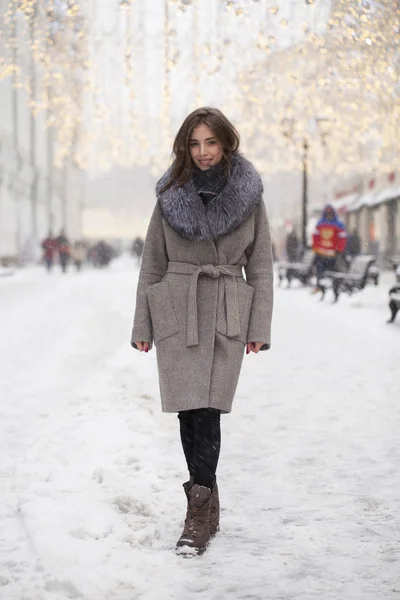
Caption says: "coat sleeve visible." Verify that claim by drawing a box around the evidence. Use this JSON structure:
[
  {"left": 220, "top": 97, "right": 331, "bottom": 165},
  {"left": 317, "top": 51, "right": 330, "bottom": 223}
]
[
  {"left": 131, "top": 203, "right": 168, "bottom": 349},
  {"left": 335, "top": 224, "right": 347, "bottom": 253},
  {"left": 312, "top": 225, "right": 320, "bottom": 252},
  {"left": 244, "top": 200, "right": 274, "bottom": 350}
]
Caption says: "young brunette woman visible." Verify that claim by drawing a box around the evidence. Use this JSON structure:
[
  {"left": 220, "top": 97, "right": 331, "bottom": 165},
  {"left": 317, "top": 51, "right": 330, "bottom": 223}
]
[{"left": 131, "top": 107, "right": 274, "bottom": 555}]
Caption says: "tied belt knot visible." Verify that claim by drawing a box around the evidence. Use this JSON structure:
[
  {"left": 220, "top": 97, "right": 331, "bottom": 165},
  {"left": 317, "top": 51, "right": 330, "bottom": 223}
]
[
  {"left": 166, "top": 261, "right": 243, "bottom": 347},
  {"left": 200, "top": 264, "right": 221, "bottom": 279}
]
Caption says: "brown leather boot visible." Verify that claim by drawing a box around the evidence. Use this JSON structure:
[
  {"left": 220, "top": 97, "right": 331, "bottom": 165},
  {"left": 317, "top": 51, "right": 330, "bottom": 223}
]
[
  {"left": 176, "top": 484, "right": 212, "bottom": 555},
  {"left": 181, "top": 477, "right": 193, "bottom": 531},
  {"left": 209, "top": 482, "right": 220, "bottom": 537}
]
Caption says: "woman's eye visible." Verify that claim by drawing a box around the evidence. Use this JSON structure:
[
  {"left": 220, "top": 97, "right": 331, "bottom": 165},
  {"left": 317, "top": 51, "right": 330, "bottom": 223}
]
[{"left": 189, "top": 141, "right": 198, "bottom": 147}]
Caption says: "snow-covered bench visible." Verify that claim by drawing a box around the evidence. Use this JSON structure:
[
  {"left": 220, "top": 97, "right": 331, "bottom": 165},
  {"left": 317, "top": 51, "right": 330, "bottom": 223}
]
[
  {"left": 318, "top": 255, "right": 377, "bottom": 302},
  {"left": 277, "top": 250, "right": 315, "bottom": 287},
  {"left": 388, "top": 286, "right": 400, "bottom": 323},
  {"left": 386, "top": 255, "right": 400, "bottom": 284},
  {"left": 366, "top": 263, "right": 379, "bottom": 286},
  {"left": 0, "top": 267, "right": 15, "bottom": 278}
]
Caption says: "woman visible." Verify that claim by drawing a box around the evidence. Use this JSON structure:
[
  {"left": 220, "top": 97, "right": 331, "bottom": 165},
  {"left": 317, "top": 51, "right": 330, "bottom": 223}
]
[{"left": 131, "top": 107, "right": 273, "bottom": 555}]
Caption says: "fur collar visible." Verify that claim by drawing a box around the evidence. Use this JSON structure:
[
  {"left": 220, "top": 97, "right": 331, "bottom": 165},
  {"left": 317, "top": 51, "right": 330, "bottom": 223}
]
[{"left": 156, "top": 153, "right": 263, "bottom": 240}]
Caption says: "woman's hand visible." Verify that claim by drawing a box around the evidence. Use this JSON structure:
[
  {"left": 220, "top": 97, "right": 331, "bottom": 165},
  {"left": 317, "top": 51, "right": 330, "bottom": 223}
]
[
  {"left": 135, "top": 341, "right": 150, "bottom": 353},
  {"left": 246, "top": 342, "right": 264, "bottom": 355}
]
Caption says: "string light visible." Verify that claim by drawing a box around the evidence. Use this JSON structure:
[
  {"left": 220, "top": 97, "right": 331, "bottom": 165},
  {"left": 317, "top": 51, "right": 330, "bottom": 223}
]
[{"left": 0, "top": 0, "right": 397, "bottom": 182}]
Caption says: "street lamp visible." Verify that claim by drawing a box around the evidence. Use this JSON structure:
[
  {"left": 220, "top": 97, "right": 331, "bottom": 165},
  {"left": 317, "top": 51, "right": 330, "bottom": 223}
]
[
  {"left": 8, "top": 158, "right": 26, "bottom": 262},
  {"left": 281, "top": 116, "right": 331, "bottom": 252},
  {"left": 0, "top": 136, "right": 4, "bottom": 261},
  {"left": 29, "top": 4, "right": 38, "bottom": 241}
]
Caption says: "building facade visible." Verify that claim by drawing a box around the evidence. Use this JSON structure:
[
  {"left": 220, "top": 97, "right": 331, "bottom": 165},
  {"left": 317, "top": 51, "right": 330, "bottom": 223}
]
[
  {"left": 332, "top": 173, "right": 400, "bottom": 263},
  {"left": 0, "top": 1, "right": 85, "bottom": 264}
]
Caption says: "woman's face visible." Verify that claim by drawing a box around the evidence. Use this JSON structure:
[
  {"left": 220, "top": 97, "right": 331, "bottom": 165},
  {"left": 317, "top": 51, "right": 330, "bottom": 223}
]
[{"left": 189, "top": 123, "right": 224, "bottom": 170}]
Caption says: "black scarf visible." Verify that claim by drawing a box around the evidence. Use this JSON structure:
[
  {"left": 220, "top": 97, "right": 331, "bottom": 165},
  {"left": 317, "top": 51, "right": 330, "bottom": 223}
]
[{"left": 192, "top": 162, "right": 227, "bottom": 207}]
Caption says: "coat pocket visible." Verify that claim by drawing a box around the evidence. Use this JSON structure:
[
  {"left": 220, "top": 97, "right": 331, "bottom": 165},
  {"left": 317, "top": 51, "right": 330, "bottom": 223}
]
[
  {"left": 216, "top": 280, "right": 254, "bottom": 344},
  {"left": 147, "top": 280, "right": 179, "bottom": 345}
]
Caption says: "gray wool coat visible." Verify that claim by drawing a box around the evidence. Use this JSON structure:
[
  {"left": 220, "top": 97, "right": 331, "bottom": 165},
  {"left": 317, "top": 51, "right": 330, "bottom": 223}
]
[{"left": 131, "top": 153, "right": 274, "bottom": 414}]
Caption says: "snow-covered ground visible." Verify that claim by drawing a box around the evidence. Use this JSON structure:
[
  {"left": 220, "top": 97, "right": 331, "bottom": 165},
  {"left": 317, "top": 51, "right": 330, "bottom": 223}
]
[{"left": 0, "top": 257, "right": 399, "bottom": 600}]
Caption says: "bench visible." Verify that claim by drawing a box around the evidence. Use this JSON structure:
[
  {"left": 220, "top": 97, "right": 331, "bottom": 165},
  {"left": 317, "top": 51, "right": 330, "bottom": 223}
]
[
  {"left": 277, "top": 250, "right": 315, "bottom": 287},
  {"left": 0, "top": 267, "right": 15, "bottom": 278},
  {"left": 388, "top": 286, "right": 400, "bottom": 323},
  {"left": 367, "top": 263, "right": 379, "bottom": 286},
  {"left": 318, "top": 255, "right": 377, "bottom": 302},
  {"left": 387, "top": 255, "right": 400, "bottom": 284}
]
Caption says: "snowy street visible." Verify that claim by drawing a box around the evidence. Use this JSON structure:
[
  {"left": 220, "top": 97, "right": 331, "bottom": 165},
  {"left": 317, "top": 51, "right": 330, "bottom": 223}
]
[{"left": 1, "top": 257, "right": 399, "bottom": 600}]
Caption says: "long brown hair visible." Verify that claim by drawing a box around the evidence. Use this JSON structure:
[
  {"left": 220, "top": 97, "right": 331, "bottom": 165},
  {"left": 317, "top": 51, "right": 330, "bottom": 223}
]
[{"left": 160, "top": 107, "right": 240, "bottom": 192}]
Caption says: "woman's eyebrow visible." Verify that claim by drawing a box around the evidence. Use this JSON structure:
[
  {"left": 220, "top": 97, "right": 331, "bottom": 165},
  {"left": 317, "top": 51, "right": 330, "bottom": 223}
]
[{"left": 190, "top": 136, "right": 216, "bottom": 141}]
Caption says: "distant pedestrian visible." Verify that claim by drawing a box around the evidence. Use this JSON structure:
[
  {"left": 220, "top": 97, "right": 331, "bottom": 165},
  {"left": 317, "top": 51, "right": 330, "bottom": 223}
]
[
  {"left": 92, "top": 240, "right": 114, "bottom": 268},
  {"left": 56, "top": 229, "right": 71, "bottom": 273},
  {"left": 312, "top": 205, "right": 347, "bottom": 288},
  {"left": 131, "top": 236, "right": 144, "bottom": 265},
  {"left": 346, "top": 228, "right": 362, "bottom": 260},
  {"left": 71, "top": 241, "right": 87, "bottom": 272},
  {"left": 286, "top": 229, "right": 299, "bottom": 262},
  {"left": 41, "top": 231, "right": 57, "bottom": 272},
  {"left": 131, "top": 107, "right": 274, "bottom": 556}
]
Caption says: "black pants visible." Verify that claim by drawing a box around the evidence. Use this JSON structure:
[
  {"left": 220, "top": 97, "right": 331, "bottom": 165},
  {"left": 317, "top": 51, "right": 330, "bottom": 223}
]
[
  {"left": 178, "top": 408, "right": 221, "bottom": 490},
  {"left": 59, "top": 255, "right": 69, "bottom": 273},
  {"left": 315, "top": 255, "right": 336, "bottom": 280}
]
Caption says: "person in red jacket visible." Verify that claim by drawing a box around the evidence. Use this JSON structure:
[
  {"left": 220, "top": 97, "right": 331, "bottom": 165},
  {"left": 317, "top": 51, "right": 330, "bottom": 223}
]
[
  {"left": 312, "top": 205, "right": 347, "bottom": 284},
  {"left": 41, "top": 231, "right": 57, "bottom": 272}
]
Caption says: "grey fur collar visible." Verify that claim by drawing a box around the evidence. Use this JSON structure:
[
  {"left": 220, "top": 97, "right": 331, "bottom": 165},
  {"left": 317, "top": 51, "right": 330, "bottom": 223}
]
[{"left": 156, "top": 153, "right": 263, "bottom": 240}]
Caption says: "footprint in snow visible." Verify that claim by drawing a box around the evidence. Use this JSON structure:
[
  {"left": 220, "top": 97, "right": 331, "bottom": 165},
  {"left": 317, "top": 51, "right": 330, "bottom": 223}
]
[
  {"left": 113, "top": 495, "right": 153, "bottom": 518},
  {"left": 45, "top": 579, "right": 82, "bottom": 599}
]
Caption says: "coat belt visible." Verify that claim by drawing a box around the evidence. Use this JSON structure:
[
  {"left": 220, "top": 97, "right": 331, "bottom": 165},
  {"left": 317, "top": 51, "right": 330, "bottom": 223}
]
[{"left": 166, "top": 261, "right": 243, "bottom": 347}]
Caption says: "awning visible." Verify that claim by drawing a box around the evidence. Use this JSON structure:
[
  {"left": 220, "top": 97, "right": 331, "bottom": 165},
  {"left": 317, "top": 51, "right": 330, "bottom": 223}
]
[
  {"left": 331, "top": 193, "right": 360, "bottom": 212},
  {"left": 349, "top": 186, "right": 400, "bottom": 211}
]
